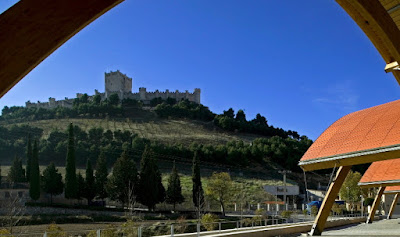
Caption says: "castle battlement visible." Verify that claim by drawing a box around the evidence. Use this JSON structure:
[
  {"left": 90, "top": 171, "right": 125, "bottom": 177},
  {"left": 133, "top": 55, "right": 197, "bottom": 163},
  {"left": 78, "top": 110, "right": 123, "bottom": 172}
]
[{"left": 25, "top": 71, "right": 201, "bottom": 109}]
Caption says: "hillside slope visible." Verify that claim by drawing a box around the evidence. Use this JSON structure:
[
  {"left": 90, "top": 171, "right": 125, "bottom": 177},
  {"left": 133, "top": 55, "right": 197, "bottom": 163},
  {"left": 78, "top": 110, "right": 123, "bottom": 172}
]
[{"left": 0, "top": 117, "right": 265, "bottom": 146}]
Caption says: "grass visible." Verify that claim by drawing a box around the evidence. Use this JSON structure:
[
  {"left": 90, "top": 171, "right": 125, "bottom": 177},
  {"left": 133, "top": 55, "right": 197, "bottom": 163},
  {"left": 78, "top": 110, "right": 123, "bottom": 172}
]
[{"left": 1, "top": 117, "right": 266, "bottom": 146}]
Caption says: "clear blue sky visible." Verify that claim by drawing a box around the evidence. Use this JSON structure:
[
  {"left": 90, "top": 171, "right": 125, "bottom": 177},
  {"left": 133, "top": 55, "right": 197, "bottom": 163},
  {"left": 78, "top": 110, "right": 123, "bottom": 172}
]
[{"left": 1, "top": 1, "right": 399, "bottom": 140}]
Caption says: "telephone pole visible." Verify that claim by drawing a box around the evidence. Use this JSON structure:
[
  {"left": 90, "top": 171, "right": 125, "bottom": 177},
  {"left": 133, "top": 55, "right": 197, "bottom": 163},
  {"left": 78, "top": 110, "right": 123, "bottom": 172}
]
[{"left": 279, "top": 170, "right": 292, "bottom": 206}]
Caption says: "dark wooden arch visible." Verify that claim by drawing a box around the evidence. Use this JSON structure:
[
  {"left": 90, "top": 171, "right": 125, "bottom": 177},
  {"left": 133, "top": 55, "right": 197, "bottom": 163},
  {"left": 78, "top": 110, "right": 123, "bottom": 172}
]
[{"left": 0, "top": 0, "right": 124, "bottom": 98}]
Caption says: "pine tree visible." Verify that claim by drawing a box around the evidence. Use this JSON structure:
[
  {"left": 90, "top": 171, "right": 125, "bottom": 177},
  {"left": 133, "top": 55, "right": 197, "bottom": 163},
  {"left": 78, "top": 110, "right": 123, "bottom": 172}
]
[
  {"left": 137, "top": 146, "right": 165, "bottom": 211},
  {"left": 8, "top": 156, "right": 25, "bottom": 183},
  {"left": 29, "top": 140, "right": 40, "bottom": 201},
  {"left": 42, "top": 163, "right": 63, "bottom": 204},
  {"left": 65, "top": 123, "right": 77, "bottom": 199},
  {"left": 26, "top": 134, "right": 32, "bottom": 182},
  {"left": 192, "top": 151, "right": 204, "bottom": 210},
  {"left": 84, "top": 159, "right": 96, "bottom": 204},
  {"left": 107, "top": 148, "right": 138, "bottom": 207},
  {"left": 166, "top": 161, "right": 184, "bottom": 211},
  {"left": 95, "top": 151, "right": 108, "bottom": 201}
]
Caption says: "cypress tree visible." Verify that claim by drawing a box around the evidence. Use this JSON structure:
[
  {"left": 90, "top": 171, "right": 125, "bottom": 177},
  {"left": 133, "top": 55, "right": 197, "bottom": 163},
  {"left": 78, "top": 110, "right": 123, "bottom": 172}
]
[
  {"left": 29, "top": 140, "right": 40, "bottom": 201},
  {"left": 65, "top": 123, "right": 77, "bottom": 199},
  {"left": 26, "top": 134, "right": 32, "bottom": 182},
  {"left": 84, "top": 159, "right": 96, "bottom": 204},
  {"left": 76, "top": 172, "right": 85, "bottom": 201},
  {"left": 95, "top": 151, "right": 108, "bottom": 201},
  {"left": 137, "top": 146, "right": 165, "bottom": 211},
  {"left": 166, "top": 161, "right": 184, "bottom": 211},
  {"left": 192, "top": 151, "right": 204, "bottom": 209}
]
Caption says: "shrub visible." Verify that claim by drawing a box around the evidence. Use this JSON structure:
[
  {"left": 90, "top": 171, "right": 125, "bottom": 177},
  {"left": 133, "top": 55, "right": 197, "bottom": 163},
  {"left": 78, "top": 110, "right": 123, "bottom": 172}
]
[
  {"left": 0, "top": 229, "right": 12, "bottom": 236},
  {"left": 121, "top": 220, "right": 138, "bottom": 237},
  {"left": 201, "top": 213, "right": 219, "bottom": 231},
  {"left": 281, "top": 210, "right": 293, "bottom": 219},
  {"left": 311, "top": 205, "right": 319, "bottom": 216},
  {"left": 253, "top": 208, "right": 266, "bottom": 223},
  {"left": 175, "top": 216, "right": 188, "bottom": 234},
  {"left": 332, "top": 203, "right": 344, "bottom": 215},
  {"left": 302, "top": 209, "right": 308, "bottom": 216},
  {"left": 46, "top": 223, "right": 66, "bottom": 237}
]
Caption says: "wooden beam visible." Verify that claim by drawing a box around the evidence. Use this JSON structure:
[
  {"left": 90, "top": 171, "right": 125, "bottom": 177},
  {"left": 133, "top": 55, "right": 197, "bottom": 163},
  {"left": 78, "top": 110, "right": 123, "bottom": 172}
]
[
  {"left": 336, "top": 0, "right": 400, "bottom": 85},
  {"left": 366, "top": 186, "right": 386, "bottom": 223},
  {"left": 387, "top": 193, "right": 399, "bottom": 219},
  {"left": 300, "top": 147, "right": 400, "bottom": 171},
  {"left": 0, "top": 0, "right": 124, "bottom": 98},
  {"left": 309, "top": 166, "right": 352, "bottom": 236}
]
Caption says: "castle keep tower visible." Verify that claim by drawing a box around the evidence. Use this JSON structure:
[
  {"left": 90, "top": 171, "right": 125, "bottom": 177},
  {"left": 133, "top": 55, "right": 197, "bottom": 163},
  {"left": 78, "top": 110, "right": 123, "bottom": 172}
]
[
  {"left": 25, "top": 70, "right": 201, "bottom": 109},
  {"left": 105, "top": 70, "right": 132, "bottom": 98}
]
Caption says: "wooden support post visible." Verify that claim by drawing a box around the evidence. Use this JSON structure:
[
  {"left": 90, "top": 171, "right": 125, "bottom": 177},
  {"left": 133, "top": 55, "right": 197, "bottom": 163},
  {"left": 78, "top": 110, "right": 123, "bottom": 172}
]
[
  {"left": 387, "top": 193, "right": 399, "bottom": 219},
  {"left": 309, "top": 166, "right": 352, "bottom": 236},
  {"left": 367, "top": 186, "right": 385, "bottom": 223}
]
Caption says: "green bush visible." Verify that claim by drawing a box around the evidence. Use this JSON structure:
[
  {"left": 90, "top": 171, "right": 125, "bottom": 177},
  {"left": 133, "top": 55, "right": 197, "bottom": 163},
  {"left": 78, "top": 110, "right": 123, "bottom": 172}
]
[
  {"left": 281, "top": 210, "right": 293, "bottom": 219},
  {"left": 311, "top": 206, "right": 319, "bottom": 216},
  {"left": 201, "top": 213, "right": 219, "bottom": 231},
  {"left": 46, "top": 223, "right": 66, "bottom": 237}
]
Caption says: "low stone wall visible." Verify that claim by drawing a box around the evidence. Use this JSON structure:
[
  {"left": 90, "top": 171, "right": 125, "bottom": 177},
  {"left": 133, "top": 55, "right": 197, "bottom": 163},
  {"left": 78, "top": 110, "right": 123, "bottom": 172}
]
[{"left": 22, "top": 206, "right": 124, "bottom": 216}]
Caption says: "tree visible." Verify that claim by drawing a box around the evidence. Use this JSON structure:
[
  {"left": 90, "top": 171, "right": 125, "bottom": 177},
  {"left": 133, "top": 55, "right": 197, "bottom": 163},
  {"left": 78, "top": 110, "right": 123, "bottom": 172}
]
[
  {"left": 76, "top": 173, "right": 85, "bottom": 201},
  {"left": 235, "top": 109, "right": 246, "bottom": 122},
  {"left": 95, "top": 151, "right": 108, "bottom": 201},
  {"left": 29, "top": 140, "right": 40, "bottom": 201},
  {"left": 84, "top": 159, "right": 96, "bottom": 204},
  {"left": 8, "top": 156, "right": 25, "bottom": 183},
  {"left": 137, "top": 146, "right": 165, "bottom": 211},
  {"left": 205, "top": 172, "right": 233, "bottom": 216},
  {"left": 166, "top": 161, "right": 184, "bottom": 211},
  {"left": 107, "top": 148, "right": 138, "bottom": 207},
  {"left": 223, "top": 108, "right": 235, "bottom": 119},
  {"left": 108, "top": 93, "right": 120, "bottom": 106},
  {"left": 192, "top": 151, "right": 204, "bottom": 215},
  {"left": 26, "top": 134, "right": 32, "bottom": 182},
  {"left": 42, "top": 163, "right": 64, "bottom": 204},
  {"left": 65, "top": 123, "right": 77, "bottom": 199},
  {"left": 339, "top": 170, "right": 362, "bottom": 212},
  {"left": 92, "top": 94, "right": 101, "bottom": 105}
]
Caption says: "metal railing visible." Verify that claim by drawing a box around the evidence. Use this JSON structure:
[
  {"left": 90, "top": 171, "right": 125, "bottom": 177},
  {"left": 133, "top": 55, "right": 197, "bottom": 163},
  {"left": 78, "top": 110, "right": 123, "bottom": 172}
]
[{"left": 0, "top": 214, "right": 369, "bottom": 236}]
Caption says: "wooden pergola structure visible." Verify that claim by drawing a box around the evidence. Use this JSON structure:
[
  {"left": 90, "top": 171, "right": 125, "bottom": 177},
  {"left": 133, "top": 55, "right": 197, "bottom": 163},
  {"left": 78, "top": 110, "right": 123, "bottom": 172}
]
[
  {"left": 0, "top": 0, "right": 124, "bottom": 98},
  {"left": 383, "top": 186, "right": 400, "bottom": 219},
  {"left": 358, "top": 159, "right": 400, "bottom": 223},
  {"left": 298, "top": 0, "right": 400, "bottom": 235},
  {"left": 299, "top": 100, "right": 400, "bottom": 235}
]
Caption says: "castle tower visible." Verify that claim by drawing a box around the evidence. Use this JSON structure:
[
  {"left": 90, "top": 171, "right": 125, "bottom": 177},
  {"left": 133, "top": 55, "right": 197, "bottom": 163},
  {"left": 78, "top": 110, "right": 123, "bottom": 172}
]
[
  {"left": 194, "top": 88, "right": 201, "bottom": 104},
  {"left": 105, "top": 70, "right": 132, "bottom": 99}
]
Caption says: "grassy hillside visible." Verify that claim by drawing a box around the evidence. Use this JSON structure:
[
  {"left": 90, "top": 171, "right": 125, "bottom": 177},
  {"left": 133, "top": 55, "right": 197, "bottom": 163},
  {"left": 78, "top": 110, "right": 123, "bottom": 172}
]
[{"left": 0, "top": 117, "right": 265, "bottom": 146}]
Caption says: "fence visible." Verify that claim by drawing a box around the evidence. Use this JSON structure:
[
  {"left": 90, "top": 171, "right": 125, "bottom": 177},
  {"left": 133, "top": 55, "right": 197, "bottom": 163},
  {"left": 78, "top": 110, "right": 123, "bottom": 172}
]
[{"left": 0, "top": 213, "right": 369, "bottom": 237}]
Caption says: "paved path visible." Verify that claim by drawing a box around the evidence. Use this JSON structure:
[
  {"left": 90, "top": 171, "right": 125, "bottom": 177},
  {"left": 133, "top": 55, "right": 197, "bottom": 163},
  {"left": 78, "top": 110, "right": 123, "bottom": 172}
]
[{"left": 320, "top": 218, "right": 400, "bottom": 236}]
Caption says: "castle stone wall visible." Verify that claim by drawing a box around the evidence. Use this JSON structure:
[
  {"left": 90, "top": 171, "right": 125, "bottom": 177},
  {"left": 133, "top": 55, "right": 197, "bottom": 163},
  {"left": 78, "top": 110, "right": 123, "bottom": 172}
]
[{"left": 25, "top": 71, "right": 200, "bottom": 109}]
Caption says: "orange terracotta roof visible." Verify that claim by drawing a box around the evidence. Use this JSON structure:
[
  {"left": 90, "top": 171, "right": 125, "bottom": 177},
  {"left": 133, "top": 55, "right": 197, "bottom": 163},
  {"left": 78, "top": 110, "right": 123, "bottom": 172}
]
[
  {"left": 384, "top": 185, "right": 400, "bottom": 194},
  {"left": 359, "top": 158, "right": 400, "bottom": 188},
  {"left": 299, "top": 99, "right": 400, "bottom": 171}
]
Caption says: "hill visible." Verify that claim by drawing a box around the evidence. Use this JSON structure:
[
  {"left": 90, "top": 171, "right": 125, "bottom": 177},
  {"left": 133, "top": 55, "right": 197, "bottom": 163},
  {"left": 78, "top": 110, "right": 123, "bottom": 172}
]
[
  {"left": 0, "top": 117, "right": 263, "bottom": 146},
  {"left": 0, "top": 98, "right": 314, "bottom": 183}
]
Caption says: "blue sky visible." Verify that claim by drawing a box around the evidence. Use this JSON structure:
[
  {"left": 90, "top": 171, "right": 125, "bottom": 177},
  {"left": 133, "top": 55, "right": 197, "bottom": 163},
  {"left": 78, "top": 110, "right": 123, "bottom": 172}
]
[{"left": 1, "top": 0, "right": 399, "bottom": 140}]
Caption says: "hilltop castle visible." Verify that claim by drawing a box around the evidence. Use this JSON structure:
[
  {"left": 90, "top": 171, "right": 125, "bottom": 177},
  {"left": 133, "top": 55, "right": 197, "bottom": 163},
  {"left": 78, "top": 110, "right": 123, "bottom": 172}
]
[{"left": 25, "top": 70, "right": 201, "bottom": 109}]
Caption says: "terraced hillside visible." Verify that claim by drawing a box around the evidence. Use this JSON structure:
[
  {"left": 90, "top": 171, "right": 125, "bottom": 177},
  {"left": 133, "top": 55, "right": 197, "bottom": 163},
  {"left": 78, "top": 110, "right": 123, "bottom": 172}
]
[{"left": 0, "top": 117, "right": 264, "bottom": 146}]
